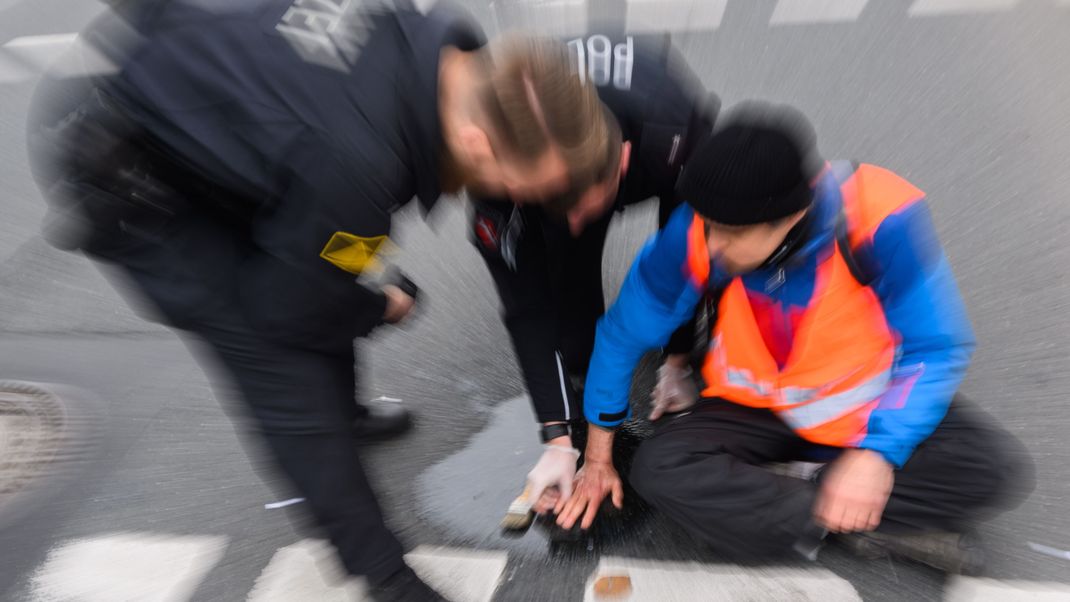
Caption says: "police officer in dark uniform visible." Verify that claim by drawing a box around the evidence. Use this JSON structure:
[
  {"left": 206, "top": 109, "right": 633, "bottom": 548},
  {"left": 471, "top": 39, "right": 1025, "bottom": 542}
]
[
  {"left": 28, "top": 1, "right": 612, "bottom": 599},
  {"left": 469, "top": 32, "right": 720, "bottom": 514}
]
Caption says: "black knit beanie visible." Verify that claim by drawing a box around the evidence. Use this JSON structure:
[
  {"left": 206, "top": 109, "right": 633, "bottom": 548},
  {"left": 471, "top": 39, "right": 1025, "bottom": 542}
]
[{"left": 679, "top": 102, "right": 820, "bottom": 225}]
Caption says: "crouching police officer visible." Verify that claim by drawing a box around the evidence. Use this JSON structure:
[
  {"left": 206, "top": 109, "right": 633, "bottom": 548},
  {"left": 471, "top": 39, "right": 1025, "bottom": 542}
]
[
  {"left": 470, "top": 32, "right": 720, "bottom": 516},
  {"left": 28, "top": 1, "right": 611, "bottom": 598}
]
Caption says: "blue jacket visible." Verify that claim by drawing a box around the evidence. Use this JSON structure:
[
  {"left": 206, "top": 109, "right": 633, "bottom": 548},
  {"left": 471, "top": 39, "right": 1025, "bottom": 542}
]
[{"left": 583, "top": 166, "right": 975, "bottom": 467}]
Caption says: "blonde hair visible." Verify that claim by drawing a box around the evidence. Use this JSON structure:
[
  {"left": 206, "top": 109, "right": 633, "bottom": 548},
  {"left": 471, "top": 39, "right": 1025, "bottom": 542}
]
[{"left": 480, "top": 35, "right": 612, "bottom": 195}]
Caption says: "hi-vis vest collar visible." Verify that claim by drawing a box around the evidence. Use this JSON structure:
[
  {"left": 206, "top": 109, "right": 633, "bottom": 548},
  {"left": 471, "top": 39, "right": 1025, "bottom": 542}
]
[{"left": 689, "top": 162, "right": 925, "bottom": 447}]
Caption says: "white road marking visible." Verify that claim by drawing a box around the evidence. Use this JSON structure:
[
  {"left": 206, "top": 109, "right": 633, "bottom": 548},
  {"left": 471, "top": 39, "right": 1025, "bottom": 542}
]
[
  {"left": 944, "top": 577, "right": 1070, "bottom": 601},
  {"left": 0, "top": 32, "right": 118, "bottom": 84},
  {"left": 30, "top": 532, "right": 227, "bottom": 602},
  {"left": 263, "top": 497, "right": 305, "bottom": 509},
  {"left": 1028, "top": 541, "right": 1070, "bottom": 560},
  {"left": 407, "top": 546, "right": 509, "bottom": 602},
  {"left": 22, "top": 531, "right": 1070, "bottom": 601},
  {"left": 625, "top": 0, "right": 728, "bottom": 33},
  {"left": 247, "top": 539, "right": 362, "bottom": 602},
  {"left": 2, "top": 33, "right": 79, "bottom": 69},
  {"left": 584, "top": 556, "right": 862, "bottom": 602},
  {"left": 491, "top": 0, "right": 588, "bottom": 37},
  {"left": 770, "top": 0, "right": 870, "bottom": 25},
  {"left": 908, "top": 0, "right": 1020, "bottom": 17},
  {"left": 248, "top": 540, "right": 508, "bottom": 602}
]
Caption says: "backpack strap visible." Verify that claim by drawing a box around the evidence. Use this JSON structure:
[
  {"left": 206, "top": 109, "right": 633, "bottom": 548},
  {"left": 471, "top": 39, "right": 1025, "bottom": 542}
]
[{"left": 830, "top": 160, "right": 874, "bottom": 287}]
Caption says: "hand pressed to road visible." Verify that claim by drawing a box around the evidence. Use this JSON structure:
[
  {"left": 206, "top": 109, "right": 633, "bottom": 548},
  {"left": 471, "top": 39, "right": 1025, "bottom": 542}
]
[
  {"left": 557, "top": 424, "right": 623, "bottom": 529},
  {"left": 556, "top": 460, "right": 623, "bottom": 529},
  {"left": 814, "top": 448, "right": 894, "bottom": 533}
]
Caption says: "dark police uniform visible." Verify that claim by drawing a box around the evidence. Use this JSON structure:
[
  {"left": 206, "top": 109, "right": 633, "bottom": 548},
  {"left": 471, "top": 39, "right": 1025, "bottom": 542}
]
[
  {"left": 28, "top": 0, "right": 482, "bottom": 587},
  {"left": 470, "top": 33, "right": 719, "bottom": 427}
]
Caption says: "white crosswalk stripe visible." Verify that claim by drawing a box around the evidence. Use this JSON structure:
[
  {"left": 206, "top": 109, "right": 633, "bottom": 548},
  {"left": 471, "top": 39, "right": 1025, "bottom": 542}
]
[
  {"left": 30, "top": 532, "right": 228, "bottom": 602},
  {"left": 406, "top": 546, "right": 509, "bottom": 602},
  {"left": 492, "top": 0, "right": 588, "bottom": 37},
  {"left": 624, "top": 0, "right": 729, "bottom": 33},
  {"left": 246, "top": 539, "right": 361, "bottom": 602},
  {"left": 24, "top": 532, "right": 1070, "bottom": 601},
  {"left": 584, "top": 556, "right": 862, "bottom": 602},
  {"left": 908, "top": 0, "right": 1021, "bottom": 16},
  {"left": 770, "top": 0, "right": 870, "bottom": 25},
  {"left": 0, "top": 0, "right": 1057, "bottom": 86},
  {"left": 944, "top": 576, "right": 1070, "bottom": 601},
  {"left": 248, "top": 539, "right": 508, "bottom": 602},
  {"left": 0, "top": 32, "right": 118, "bottom": 84}
]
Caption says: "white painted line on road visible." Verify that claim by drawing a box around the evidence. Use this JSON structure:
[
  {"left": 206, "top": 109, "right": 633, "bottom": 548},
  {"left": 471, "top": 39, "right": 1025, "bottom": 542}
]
[
  {"left": 247, "top": 539, "right": 362, "bottom": 602},
  {"left": 944, "top": 577, "right": 1070, "bottom": 601},
  {"left": 625, "top": 0, "right": 728, "bottom": 33},
  {"left": 248, "top": 540, "right": 508, "bottom": 602},
  {"left": 0, "top": 32, "right": 118, "bottom": 84},
  {"left": 30, "top": 532, "right": 227, "bottom": 602},
  {"left": 263, "top": 497, "right": 305, "bottom": 509},
  {"left": 584, "top": 557, "right": 862, "bottom": 602},
  {"left": 491, "top": 0, "right": 588, "bottom": 37},
  {"left": 407, "top": 545, "right": 509, "bottom": 602},
  {"left": 770, "top": 0, "right": 870, "bottom": 25},
  {"left": 4, "top": 33, "right": 80, "bottom": 49},
  {"left": 2, "top": 33, "right": 79, "bottom": 70},
  {"left": 908, "top": 0, "right": 1020, "bottom": 17},
  {"left": 1028, "top": 541, "right": 1070, "bottom": 560}
]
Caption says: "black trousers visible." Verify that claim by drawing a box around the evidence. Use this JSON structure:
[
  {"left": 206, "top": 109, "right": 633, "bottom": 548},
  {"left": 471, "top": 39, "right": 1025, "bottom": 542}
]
[
  {"left": 28, "top": 79, "right": 404, "bottom": 584},
  {"left": 629, "top": 397, "right": 1034, "bottom": 558}
]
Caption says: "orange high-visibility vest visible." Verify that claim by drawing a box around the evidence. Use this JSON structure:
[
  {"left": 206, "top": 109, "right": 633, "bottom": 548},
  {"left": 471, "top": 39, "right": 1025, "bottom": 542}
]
[{"left": 690, "top": 164, "right": 925, "bottom": 447}]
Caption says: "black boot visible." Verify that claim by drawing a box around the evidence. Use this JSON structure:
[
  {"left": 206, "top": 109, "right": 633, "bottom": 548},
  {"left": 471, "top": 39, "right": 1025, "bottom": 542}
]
[
  {"left": 353, "top": 397, "right": 413, "bottom": 443},
  {"left": 369, "top": 565, "right": 450, "bottom": 602},
  {"left": 835, "top": 530, "right": 986, "bottom": 575}
]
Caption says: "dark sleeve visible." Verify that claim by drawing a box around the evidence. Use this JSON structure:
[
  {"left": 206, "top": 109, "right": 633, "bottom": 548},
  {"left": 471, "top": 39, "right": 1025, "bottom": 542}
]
[
  {"left": 237, "top": 144, "right": 391, "bottom": 354},
  {"left": 629, "top": 39, "right": 720, "bottom": 205},
  {"left": 470, "top": 200, "right": 581, "bottom": 424}
]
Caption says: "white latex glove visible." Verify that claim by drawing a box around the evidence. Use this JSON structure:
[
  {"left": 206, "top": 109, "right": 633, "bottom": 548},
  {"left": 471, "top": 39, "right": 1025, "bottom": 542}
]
[
  {"left": 649, "top": 363, "right": 698, "bottom": 421},
  {"left": 526, "top": 444, "right": 581, "bottom": 514}
]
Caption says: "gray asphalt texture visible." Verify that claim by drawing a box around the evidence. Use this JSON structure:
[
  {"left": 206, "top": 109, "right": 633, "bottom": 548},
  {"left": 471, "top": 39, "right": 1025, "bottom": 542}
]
[{"left": 1, "top": 1, "right": 1069, "bottom": 601}]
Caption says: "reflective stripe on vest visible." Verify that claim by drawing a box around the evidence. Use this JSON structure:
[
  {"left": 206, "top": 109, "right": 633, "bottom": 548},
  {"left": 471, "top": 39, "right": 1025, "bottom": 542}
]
[
  {"left": 777, "top": 368, "right": 891, "bottom": 431},
  {"left": 692, "top": 162, "right": 922, "bottom": 447}
]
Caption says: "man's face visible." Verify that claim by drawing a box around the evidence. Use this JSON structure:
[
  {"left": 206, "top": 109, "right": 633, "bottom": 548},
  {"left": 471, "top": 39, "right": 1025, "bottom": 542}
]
[
  {"left": 564, "top": 141, "right": 631, "bottom": 236},
  {"left": 469, "top": 143, "right": 571, "bottom": 202},
  {"left": 705, "top": 211, "right": 805, "bottom": 275}
]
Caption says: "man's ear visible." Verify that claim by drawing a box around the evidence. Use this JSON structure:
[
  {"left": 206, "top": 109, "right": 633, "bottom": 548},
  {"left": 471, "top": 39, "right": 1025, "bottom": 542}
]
[
  {"left": 457, "top": 125, "right": 495, "bottom": 170},
  {"left": 619, "top": 141, "right": 632, "bottom": 179}
]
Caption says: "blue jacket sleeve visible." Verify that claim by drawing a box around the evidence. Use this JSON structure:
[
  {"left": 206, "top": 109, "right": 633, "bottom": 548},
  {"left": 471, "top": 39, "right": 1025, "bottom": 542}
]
[
  {"left": 857, "top": 200, "right": 976, "bottom": 467},
  {"left": 583, "top": 205, "right": 706, "bottom": 427}
]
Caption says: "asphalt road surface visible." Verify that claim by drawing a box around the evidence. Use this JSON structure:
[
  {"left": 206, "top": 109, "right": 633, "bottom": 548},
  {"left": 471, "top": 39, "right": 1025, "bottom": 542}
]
[{"left": 1, "top": 1, "right": 1069, "bottom": 601}]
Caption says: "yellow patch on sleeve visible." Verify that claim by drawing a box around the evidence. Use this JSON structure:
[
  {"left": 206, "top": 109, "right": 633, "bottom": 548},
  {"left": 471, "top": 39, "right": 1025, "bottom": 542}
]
[{"left": 319, "top": 231, "right": 391, "bottom": 275}]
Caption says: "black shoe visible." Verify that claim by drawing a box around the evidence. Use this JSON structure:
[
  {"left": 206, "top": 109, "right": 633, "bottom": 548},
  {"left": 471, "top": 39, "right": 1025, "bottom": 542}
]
[
  {"left": 353, "top": 397, "right": 413, "bottom": 443},
  {"left": 835, "top": 530, "right": 986, "bottom": 575},
  {"left": 369, "top": 565, "right": 449, "bottom": 602}
]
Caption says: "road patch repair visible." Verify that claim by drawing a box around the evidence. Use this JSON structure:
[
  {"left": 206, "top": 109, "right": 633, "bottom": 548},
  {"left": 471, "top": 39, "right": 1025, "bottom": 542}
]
[{"left": 0, "top": 381, "right": 96, "bottom": 527}]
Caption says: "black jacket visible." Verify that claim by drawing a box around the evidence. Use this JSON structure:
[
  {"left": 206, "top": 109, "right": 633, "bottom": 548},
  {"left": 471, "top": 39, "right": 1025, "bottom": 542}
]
[
  {"left": 471, "top": 32, "right": 718, "bottom": 423},
  {"left": 98, "top": 0, "right": 484, "bottom": 351}
]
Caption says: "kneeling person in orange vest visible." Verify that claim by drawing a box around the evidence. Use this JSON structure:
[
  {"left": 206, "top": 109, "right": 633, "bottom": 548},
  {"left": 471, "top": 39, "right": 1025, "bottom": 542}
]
[{"left": 556, "top": 101, "right": 1033, "bottom": 572}]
